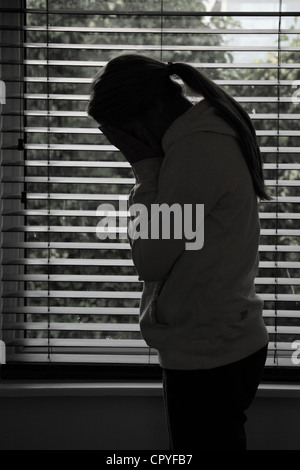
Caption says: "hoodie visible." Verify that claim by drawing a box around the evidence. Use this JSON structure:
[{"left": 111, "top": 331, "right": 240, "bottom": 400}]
[{"left": 128, "top": 99, "right": 269, "bottom": 370}]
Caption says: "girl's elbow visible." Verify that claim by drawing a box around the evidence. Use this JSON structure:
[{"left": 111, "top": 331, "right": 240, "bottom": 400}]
[
  {"left": 131, "top": 242, "right": 172, "bottom": 282},
  {"left": 132, "top": 252, "right": 168, "bottom": 282},
  {"left": 134, "top": 264, "right": 167, "bottom": 283}
]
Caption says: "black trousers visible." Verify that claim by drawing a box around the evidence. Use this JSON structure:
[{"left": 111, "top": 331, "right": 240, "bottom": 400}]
[{"left": 163, "top": 344, "right": 268, "bottom": 451}]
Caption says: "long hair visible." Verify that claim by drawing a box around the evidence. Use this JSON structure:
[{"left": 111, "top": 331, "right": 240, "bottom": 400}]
[{"left": 87, "top": 54, "right": 270, "bottom": 201}]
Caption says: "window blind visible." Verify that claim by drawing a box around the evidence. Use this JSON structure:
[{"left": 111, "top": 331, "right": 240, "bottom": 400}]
[{"left": 0, "top": 0, "right": 300, "bottom": 368}]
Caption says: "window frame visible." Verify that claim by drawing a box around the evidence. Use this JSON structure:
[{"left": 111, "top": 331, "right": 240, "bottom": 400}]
[
  {"left": 1, "top": 1, "right": 300, "bottom": 381},
  {"left": 1, "top": 0, "right": 26, "bottom": 371}
]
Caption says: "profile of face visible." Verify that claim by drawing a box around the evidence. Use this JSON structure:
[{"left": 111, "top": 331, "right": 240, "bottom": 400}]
[
  {"left": 104, "top": 96, "right": 192, "bottom": 144},
  {"left": 98, "top": 100, "right": 166, "bottom": 143}
]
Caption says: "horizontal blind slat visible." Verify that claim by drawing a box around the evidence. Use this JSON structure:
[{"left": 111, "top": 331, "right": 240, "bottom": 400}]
[
  {"left": 19, "top": 94, "right": 300, "bottom": 104},
  {"left": 5, "top": 110, "right": 298, "bottom": 119},
  {"left": 1, "top": 242, "right": 131, "bottom": 250},
  {"left": 3, "top": 210, "right": 130, "bottom": 217},
  {"left": 2, "top": 160, "right": 130, "bottom": 168},
  {"left": 18, "top": 59, "right": 300, "bottom": 69},
  {"left": 3, "top": 291, "right": 300, "bottom": 302},
  {"left": 5, "top": 194, "right": 300, "bottom": 203},
  {"left": 4, "top": 322, "right": 141, "bottom": 332},
  {"left": 3, "top": 258, "right": 134, "bottom": 266},
  {"left": 2, "top": 8, "right": 299, "bottom": 16},
  {"left": 2, "top": 193, "right": 130, "bottom": 201},
  {"left": 3, "top": 227, "right": 300, "bottom": 237},
  {"left": 14, "top": 78, "right": 299, "bottom": 85},
  {"left": 2, "top": 129, "right": 299, "bottom": 137},
  {"left": 7, "top": 338, "right": 147, "bottom": 348},
  {"left": 2, "top": 260, "right": 300, "bottom": 268},
  {"left": 5, "top": 354, "right": 158, "bottom": 365},
  {"left": 2, "top": 290, "right": 142, "bottom": 299},
  {"left": 2, "top": 307, "right": 139, "bottom": 315},
  {"left": 4, "top": 307, "right": 299, "bottom": 317},
  {"left": 5, "top": 210, "right": 300, "bottom": 219},
  {"left": 3, "top": 275, "right": 299, "bottom": 284},
  {"left": 8, "top": 43, "right": 297, "bottom": 52},
  {"left": 2, "top": 243, "right": 300, "bottom": 252},
  {"left": 2, "top": 176, "right": 134, "bottom": 184},
  {"left": 5, "top": 323, "right": 300, "bottom": 336},
  {"left": 2, "top": 274, "right": 139, "bottom": 282},
  {"left": 4, "top": 227, "right": 300, "bottom": 236}
]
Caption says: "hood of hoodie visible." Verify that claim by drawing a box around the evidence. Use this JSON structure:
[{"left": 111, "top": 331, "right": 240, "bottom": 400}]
[{"left": 162, "top": 99, "right": 239, "bottom": 155}]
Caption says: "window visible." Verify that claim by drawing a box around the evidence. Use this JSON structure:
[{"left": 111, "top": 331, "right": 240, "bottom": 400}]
[{"left": 0, "top": 0, "right": 300, "bottom": 372}]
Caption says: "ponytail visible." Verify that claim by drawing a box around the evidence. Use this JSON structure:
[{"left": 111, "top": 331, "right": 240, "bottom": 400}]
[{"left": 170, "top": 62, "right": 270, "bottom": 201}]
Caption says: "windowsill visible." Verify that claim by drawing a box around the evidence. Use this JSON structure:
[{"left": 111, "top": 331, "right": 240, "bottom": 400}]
[
  {"left": 0, "top": 381, "right": 300, "bottom": 398},
  {"left": 0, "top": 380, "right": 163, "bottom": 397}
]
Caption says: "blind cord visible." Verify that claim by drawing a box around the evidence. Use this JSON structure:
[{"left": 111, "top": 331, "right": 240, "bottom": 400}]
[
  {"left": 160, "top": 0, "right": 164, "bottom": 62},
  {"left": 46, "top": 0, "right": 51, "bottom": 363},
  {"left": 274, "top": 0, "right": 283, "bottom": 366},
  {"left": 20, "top": 3, "right": 27, "bottom": 351},
  {"left": 20, "top": 6, "right": 26, "bottom": 203}
]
